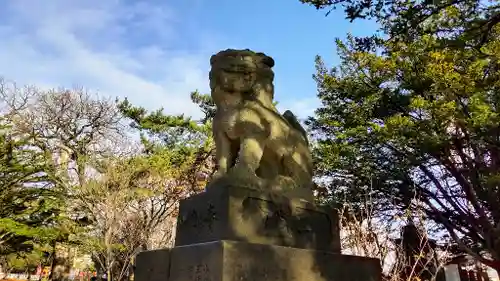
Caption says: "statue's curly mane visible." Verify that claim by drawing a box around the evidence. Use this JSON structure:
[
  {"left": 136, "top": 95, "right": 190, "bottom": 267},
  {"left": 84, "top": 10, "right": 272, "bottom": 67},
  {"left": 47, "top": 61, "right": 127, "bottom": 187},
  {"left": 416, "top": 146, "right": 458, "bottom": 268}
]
[
  {"left": 208, "top": 49, "right": 314, "bottom": 200},
  {"left": 209, "top": 49, "right": 276, "bottom": 108}
]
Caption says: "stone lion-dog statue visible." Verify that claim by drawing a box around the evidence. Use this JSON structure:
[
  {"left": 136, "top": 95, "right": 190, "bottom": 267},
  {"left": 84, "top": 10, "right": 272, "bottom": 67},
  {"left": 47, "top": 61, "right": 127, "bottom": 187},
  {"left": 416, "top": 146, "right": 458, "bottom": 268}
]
[{"left": 208, "top": 49, "right": 314, "bottom": 201}]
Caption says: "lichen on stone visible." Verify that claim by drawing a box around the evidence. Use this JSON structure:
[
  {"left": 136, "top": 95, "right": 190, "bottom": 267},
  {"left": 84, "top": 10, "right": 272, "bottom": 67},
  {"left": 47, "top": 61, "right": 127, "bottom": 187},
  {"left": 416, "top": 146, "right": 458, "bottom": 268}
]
[{"left": 208, "top": 49, "right": 314, "bottom": 200}]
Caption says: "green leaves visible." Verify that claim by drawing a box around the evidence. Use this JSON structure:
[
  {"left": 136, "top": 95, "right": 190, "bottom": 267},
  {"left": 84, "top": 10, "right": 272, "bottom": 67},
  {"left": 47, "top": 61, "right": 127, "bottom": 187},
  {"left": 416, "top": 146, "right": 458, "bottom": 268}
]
[
  {"left": 118, "top": 91, "right": 214, "bottom": 153},
  {"left": 304, "top": 0, "right": 500, "bottom": 266},
  {"left": 0, "top": 82, "right": 216, "bottom": 276},
  {"left": 0, "top": 120, "right": 63, "bottom": 256},
  {"left": 302, "top": 0, "right": 498, "bottom": 44},
  {"left": 118, "top": 92, "right": 215, "bottom": 189}
]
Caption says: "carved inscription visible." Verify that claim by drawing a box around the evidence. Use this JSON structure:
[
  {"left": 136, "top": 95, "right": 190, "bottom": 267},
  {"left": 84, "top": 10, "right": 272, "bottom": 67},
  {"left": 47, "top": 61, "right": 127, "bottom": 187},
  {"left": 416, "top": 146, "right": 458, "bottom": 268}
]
[
  {"left": 241, "top": 197, "right": 293, "bottom": 239},
  {"left": 179, "top": 203, "right": 217, "bottom": 232},
  {"left": 187, "top": 264, "right": 211, "bottom": 281},
  {"left": 295, "top": 206, "right": 332, "bottom": 234},
  {"left": 233, "top": 262, "right": 289, "bottom": 281},
  {"left": 240, "top": 197, "right": 334, "bottom": 249}
]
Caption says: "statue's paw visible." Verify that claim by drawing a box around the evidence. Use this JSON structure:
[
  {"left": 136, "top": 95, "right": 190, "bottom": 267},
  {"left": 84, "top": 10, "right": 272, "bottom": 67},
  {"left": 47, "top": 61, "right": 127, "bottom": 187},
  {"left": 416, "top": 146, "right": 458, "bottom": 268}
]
[
  {"left": 269, "top": 175, "right": 298, "bottom": 190},
  {"left": 228, "top": 165, "right": 251, "bottom": 178},
  {"left": 227, "top": 165, "right": 265, "bottom": 188}
]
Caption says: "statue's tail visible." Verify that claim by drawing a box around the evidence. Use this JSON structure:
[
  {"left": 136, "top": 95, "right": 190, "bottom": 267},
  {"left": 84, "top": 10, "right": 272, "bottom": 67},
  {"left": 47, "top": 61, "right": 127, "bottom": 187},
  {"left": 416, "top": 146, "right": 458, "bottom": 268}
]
[{"left": 282, "top": 110, "right": 309, "bottom": 145}]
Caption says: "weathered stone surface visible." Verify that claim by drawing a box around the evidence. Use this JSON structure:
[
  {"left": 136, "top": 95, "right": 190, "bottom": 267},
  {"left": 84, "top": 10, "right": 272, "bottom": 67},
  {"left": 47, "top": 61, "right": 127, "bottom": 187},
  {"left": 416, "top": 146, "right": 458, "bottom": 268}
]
[
  {"left": 169, "top": 240, "right": 382, "bottom": 281},
  {"left": 168, "top": 243, "right": 222, "bottom": 281},
  {"left": 209, "top": 49, "right": 314, "bottom": 199},
  {"left": 133, "top": 48, "right": 382, "bottom": 281},
  {"left": 134, "top": 249, "right": 171, "bottom": 281},
  {"left": 175, "top": 185, "right": 340, "bottom": 253}
]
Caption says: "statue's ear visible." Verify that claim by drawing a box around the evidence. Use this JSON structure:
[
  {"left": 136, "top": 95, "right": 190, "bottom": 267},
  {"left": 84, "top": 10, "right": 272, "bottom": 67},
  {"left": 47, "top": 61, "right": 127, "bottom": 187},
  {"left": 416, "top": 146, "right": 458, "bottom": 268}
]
[
  {"left": 210, "top": 54, "right": 218, "bottom": 66},
  {"left": 256, "top": 52, "right": 274, "bottom": 68}
]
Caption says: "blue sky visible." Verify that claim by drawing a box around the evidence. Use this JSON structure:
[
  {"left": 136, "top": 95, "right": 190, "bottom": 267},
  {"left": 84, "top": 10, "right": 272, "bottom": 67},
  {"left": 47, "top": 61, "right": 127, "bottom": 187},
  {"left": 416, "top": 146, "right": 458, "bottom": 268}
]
[{"left": 0, "top": 0, "right": 378, "bottom": 119}]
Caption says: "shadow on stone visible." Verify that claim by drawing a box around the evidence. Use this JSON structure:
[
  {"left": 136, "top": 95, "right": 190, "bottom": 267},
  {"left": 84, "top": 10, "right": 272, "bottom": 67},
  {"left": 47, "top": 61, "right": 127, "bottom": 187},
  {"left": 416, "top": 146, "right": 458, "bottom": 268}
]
[
  {"left": 168, "top": 240, "right": 380, "bottom": 281},
  {"left": 174, "top": 184, "right": 340, "bottom": 252},
  {"left": 134, "top": 48, "right": 383, "bottom": 281},
  {"left": 135, "top": 181, "right": 382, "bottom": 281}
]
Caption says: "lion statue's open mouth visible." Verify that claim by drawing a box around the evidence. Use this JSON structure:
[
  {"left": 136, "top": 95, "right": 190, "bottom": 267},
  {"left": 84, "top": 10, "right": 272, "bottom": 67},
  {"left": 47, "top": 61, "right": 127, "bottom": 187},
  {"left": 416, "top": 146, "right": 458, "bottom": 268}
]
[{"left": 207, "top": 49, "right": 314, "bottom": 201}]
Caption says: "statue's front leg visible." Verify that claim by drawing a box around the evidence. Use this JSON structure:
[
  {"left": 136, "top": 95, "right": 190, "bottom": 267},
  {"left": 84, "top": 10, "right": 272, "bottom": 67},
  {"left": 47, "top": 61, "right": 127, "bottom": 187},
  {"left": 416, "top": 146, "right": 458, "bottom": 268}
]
[
  {"left": 213, "top": 130, "right": 232, "bottom": 179},
  {"left": 230, "top": 137, "right": 264, "bottom": 183}
]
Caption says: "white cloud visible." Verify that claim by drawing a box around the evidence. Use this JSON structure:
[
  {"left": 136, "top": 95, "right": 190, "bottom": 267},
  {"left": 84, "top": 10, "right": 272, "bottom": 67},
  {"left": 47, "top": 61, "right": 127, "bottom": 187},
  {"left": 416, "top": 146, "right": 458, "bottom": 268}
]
[
  {"left": 0, "top": 0, "right": 217, "bottom": 118},
  {"left": 0, "top": 0, "right": 321, "bottom": 121}
]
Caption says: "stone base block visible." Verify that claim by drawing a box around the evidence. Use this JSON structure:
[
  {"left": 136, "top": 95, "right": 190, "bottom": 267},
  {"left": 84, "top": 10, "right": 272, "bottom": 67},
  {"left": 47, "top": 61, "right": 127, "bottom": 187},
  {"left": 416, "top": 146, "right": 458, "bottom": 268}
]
[
  {"left": 175, "top": 185, "right": 340, "bottom": 252},
  {"left": 134, "top": 249, "right": 171, "bottom": 281},
  {"left": 136, "top": 240, "right": 382, "bottom": 281}
]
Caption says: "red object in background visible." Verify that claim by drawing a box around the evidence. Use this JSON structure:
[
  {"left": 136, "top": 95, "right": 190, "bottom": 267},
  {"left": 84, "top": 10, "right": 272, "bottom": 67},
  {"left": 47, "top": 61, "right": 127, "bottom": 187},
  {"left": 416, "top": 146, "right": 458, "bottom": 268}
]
[
  {"left": 36, "top": 265, "right": 42, "bottom": 275},
  {"left": 482, "top": 260, "right": 500, "bottom": 275}
]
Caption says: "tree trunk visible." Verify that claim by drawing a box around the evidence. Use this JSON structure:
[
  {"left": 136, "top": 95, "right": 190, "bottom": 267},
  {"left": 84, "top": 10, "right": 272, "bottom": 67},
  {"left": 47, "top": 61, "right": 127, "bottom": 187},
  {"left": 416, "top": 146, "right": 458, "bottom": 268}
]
[
  {"left": 48, "top": 242, "right": 56, "bottom": 281},
  {"left": 49, "top": 242, "right": 72, "bottom": 281}
]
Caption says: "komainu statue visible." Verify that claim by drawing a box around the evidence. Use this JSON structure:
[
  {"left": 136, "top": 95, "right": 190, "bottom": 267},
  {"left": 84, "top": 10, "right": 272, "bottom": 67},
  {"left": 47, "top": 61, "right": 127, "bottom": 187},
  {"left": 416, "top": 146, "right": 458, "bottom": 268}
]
[{"left": 208, "top": 49, "right": 314, "bottom": 200}]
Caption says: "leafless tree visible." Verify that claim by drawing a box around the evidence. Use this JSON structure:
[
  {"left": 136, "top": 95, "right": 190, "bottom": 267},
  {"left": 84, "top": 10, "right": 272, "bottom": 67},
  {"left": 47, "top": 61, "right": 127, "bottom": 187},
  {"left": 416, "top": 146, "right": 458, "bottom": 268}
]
[
  {"left": 75, "top": 155, "right": 190, "bottom": 281},
  {"left": 0, "top": 79, "right": 202, "bottom": 281},
  {"left": 1, "top": 79, "right": 127, "bottom": 281},
  {"left": 0, "top": 78, "right": 36, "bottom": 117},
  {"left": 337, "top": 188, "right": 452, "bottom": 281}
]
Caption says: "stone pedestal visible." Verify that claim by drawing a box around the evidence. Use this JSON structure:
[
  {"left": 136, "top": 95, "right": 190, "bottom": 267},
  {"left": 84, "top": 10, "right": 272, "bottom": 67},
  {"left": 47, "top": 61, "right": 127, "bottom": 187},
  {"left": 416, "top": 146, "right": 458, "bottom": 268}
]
[
  {"left": 169, "top": 240, "right": 380, "bottom": 281},
  {"left": 175, "top": 185, "right": 340, "bottom": 252},
  {"left": 135, "top": 185, "right": 382, "bottom": 281}
]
